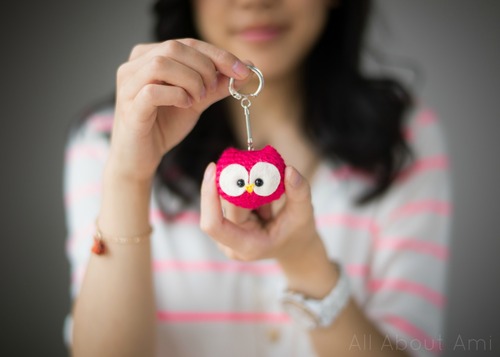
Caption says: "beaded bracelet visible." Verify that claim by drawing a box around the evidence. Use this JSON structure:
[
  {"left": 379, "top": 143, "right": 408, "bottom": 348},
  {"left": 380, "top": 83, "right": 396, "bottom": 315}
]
[{"left": 91, "top": 220, "right": 153, "bottom": 255}]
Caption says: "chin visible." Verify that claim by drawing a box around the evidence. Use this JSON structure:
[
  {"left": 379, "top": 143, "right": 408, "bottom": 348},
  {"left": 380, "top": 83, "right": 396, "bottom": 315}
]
[{"left": 248, "top": 56, "right": 298, "bottom": 82}]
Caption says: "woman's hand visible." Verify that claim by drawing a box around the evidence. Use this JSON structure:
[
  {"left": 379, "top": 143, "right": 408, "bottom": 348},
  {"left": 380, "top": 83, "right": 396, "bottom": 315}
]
[
  {"left": 202, "top": 160, "right": 333, "bottom": 275},
  {"left": 200, "top": 162, "right": 336, "bottom": 296},
  {"left": 200, "top": 162, "right": 315, "bottom": 259},
  {"left": 107, "top": 39, "right": 251, "bottom": 182}
]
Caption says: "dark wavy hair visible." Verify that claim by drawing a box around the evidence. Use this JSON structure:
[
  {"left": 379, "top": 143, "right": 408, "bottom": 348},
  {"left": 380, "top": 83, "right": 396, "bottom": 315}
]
[{"left": 152, "top": 0, "right": 412, "bottom": 204}]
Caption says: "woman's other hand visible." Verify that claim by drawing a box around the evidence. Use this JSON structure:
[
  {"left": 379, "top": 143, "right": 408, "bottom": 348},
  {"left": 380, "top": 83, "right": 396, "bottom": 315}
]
[
  {"left": 108, "top": 39, "right": 251, "bottom": 182},
  {"left": 200, "top": 163, "right": 335, "bottom": 294},
  {"left": 200, "top": 163, "right": 335, "bottom": 295}
]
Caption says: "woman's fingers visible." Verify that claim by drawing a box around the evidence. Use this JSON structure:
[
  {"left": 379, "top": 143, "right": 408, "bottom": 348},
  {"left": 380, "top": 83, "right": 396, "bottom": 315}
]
[
  {"left": 278, "top": 166, "right": 314, "bottom": 227},
  {"left": 121, "top": 56, "right": 207, "bottom": 103},
  {"left": 200, "top": 163, "right": 233, "bottom": 237},
  {"left": 120, "top": 39, "right": 250, "bottom": 96},
  {"left": 130, "top": 84, "right": 192, "bottom": 128},
  {"left": 220, "top": 198, "right": 254, "bottom": 225},
  {"left": 117, "top": 39, "right": 253, "bottom": 118},
  {"left": 200, "top": 163, "right": 257, "bottom": 248},
  {"left": 255, "top": 204, "right": 273, "bottom": 222},
  {"left": 176, "top": 38, "right": 250, "bottom": 79},
  {"left": 109, "top": 39, "right": 253, "bottom": 183},
  {"left": 132, "top": 39, "right": 250, "bottom": 81},
  {"left": 119, "top": 48, "right": 214, "bottom": 103},
  {"left": 128, "top": 42, "right": 156, "bottom": 61},
  {"left": 216, "top": 242, "right": 245, "bottom": 261}
]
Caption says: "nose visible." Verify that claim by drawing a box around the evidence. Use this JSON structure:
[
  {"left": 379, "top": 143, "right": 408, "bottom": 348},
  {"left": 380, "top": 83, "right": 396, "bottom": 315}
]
[{"left": 245, "top": 183, "right": 254, "bottom": 193}]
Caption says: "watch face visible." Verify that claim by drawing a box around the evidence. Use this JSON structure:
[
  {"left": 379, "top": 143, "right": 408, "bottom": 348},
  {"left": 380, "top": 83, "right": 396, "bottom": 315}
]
[{"left": 282, "top": 298, "right": 320, "bottom": 330}]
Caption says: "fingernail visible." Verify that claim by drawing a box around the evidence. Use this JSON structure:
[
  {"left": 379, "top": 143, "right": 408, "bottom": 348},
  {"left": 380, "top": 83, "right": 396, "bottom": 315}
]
[
  {"left": 204, "top": 162, "right": 215, "bottom": 182},
  {"left": 288, "top": 167, "right": 302, "bottom": 188},
  {"left": 232, "top": 61, "right": 250, "bottom": 78}
]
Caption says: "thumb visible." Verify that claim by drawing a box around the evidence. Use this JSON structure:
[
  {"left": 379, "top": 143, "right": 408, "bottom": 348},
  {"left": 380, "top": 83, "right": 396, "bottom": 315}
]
[{"left": 283, "top": 166, "right": 313, "bottom": 217}]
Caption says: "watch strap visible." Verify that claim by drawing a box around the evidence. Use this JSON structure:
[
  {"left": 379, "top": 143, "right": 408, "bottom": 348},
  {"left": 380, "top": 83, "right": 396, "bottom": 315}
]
[{"left": 281, "top": 261, "right": 350, "bottom": 329}]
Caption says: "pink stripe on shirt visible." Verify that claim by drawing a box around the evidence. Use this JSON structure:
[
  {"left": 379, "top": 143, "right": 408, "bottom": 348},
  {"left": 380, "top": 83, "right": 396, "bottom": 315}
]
[
  {"left": 415, "top": 109, "right": 438, "bottom": 127},
  {"left": 316, "top": 214, "right": 379, "bottom": 237},
  {"left": 375, "top": 237, "right": 448, "bottom": 260},
  {"left": 330, "top": 166, "right": 373, "bottom": 182},
  {"left": 88, "top": 114, "right": 114, "bottom": 133},
  {"left": 397, "top": 155, "right": 449, "bottom": 183},
  {"left": 64, "top": 182, "right": 102, "bottom": 207},
  {"left": 346, "top": 264, "right": 370, "bottom": 277},
  {"left": 153, "top": 260, "right": 370, "bottom": 280},
  {"left": 404, "top": 109, "right": 438, "bottom": 142},
  {"left": 157, "top": 311, "right": 290, "bottom": 323},
  {"left": 70, "top": 260, "right": 370, "bottom": 287},
  {"left": 369, "top": 279, "right": 446, "bottom": 308},
  {"left": 388, "top": 200, "right": 451, "bottom": 222},
  {"left": 153, "top": 260, "right": 281, "bottom": 275},
  {"left": 65, "top": 144, "right": 108, "bottom": 163}
]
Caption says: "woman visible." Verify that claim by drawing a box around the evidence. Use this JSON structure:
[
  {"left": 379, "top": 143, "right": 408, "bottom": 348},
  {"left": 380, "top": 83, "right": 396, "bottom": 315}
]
[{"left": 65, "top": 0, "right": 450, "bottom": 356}]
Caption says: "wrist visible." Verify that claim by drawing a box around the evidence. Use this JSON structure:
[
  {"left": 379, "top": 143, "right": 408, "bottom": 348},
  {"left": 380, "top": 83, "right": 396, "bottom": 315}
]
[
  {"left": 280, "top": 261, "right": 351, "bottom": 330},
  {"left": 99, "top": 162, "right": 154, "bottom": 238},
  {"left": 278, "top": 234, "right": 339, "bottom": 299},
  {"left": 105, "top": 133, "right": 161, "bottom": 184},
  {"left": 104, "top": 157, "right": 156, "bottom": 188}
]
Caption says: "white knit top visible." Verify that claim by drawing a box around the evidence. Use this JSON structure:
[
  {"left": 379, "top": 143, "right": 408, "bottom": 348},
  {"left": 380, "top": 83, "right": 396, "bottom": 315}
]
[{"left": 64, "top": 106, "right": 451, "bottom": 356}]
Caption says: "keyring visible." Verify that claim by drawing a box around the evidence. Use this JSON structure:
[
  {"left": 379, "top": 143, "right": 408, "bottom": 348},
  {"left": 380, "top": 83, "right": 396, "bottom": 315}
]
[
  {"left": 228, "top": 65, "right": 265, "bottom": 150},
  {"left": 228, "top": 65, "right": 264, "bottom": 100},
  {"left": 216, "top": 64, "right": 286, "bottom": 210}
]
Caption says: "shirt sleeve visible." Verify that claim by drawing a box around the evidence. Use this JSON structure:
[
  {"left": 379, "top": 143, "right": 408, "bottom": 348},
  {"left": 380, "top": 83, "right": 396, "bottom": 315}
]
[
  {"left": 365, "top": 108, "right": 452, "bottom": 356},
  {"left": 62, "top": 111, "right": 113, "bottom": 343}
]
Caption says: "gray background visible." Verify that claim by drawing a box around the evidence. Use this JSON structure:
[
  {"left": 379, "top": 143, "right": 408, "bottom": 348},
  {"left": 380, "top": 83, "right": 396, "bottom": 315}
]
[{"left": 1, "top": 1, "right": 499, "bottom": 356}]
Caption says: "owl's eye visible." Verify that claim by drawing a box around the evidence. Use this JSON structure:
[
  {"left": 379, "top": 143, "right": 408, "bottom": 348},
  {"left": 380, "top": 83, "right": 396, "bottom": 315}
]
[
  {"left": 219, "top": 164, "right": 248, "bottom": 197},
  {"left": 249, "top": 162, "right": 281, "bottom": 197}
]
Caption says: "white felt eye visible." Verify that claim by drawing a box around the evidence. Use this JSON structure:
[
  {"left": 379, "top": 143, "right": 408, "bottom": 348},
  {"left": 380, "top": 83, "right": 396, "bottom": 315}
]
[
  {"left": 219, "top": 164, "right": 248, "bottom": 197},
  {"left": 249, "top": 162, "right": 281, "bottom": 197}
]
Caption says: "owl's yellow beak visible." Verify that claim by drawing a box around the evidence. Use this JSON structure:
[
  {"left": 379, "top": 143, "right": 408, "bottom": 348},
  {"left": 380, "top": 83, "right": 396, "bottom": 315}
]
[{"left": 245, "top": 183, "right": 254, "bottom": 194}]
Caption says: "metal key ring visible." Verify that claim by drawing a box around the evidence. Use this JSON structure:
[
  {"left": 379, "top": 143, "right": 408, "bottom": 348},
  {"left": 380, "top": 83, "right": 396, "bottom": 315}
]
[{"left": 228, "top": 65, "right": 264, "bottom": 100}]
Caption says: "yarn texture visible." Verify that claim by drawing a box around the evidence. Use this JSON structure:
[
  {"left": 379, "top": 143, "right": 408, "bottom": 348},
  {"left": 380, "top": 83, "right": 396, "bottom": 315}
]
[{"left": 216, "top": 145, "right": 286, "bottom": 209}]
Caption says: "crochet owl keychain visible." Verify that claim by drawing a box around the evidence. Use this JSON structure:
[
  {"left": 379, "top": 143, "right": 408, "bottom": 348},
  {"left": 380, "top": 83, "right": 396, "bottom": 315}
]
[{"left": 216, "top": 65, "right": 286, "bottom": 210}]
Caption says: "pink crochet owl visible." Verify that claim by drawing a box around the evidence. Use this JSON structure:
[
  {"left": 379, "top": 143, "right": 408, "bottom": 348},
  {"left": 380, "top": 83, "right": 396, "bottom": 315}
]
[{"left": 216, "top": 145, "right": 286, "bottom": 209}]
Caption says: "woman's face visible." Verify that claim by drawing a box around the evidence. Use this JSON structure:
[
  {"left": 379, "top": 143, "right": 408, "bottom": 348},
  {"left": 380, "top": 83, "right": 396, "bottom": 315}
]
[{"left": 192, "top": 0, "right": 331, "bottom": 81}]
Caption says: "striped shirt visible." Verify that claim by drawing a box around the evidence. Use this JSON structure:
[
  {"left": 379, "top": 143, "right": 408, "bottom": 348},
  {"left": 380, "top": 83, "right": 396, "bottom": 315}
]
[{"left": 64, "top": 107, "right": 451, "bottom": 356}]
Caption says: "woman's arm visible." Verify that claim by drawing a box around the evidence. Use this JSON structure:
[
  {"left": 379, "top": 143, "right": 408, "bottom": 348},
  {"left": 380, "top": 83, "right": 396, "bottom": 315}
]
[
  {"left": 72, "top": 172, "right": 156, "bottom": 357},
  {"left": 200, "top": 109, "right": 450, "bottom": 357},
  {"left": 69, "top": 39, "right": 251, "bottom": 356},
  {"left": 200, "top": 164, "right": 410, "bottom": 357},
  {"left": 278, "top": 238, "right": 409, "bottom": 357}
]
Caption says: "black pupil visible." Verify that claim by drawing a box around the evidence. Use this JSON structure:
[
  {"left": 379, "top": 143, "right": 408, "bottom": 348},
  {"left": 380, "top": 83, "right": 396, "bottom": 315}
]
[
  {"left": 237, "top": 179, "right": 245, "bottom": 187},
  {"left": 255, "top": 178, "right": 264, "bottom": 187}
]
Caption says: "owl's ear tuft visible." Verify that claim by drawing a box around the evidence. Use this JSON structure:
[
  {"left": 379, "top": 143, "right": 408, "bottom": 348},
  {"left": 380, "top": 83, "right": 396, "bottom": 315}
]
[{"left": 261, "top": 145, "right": 279, "bottom": 155}]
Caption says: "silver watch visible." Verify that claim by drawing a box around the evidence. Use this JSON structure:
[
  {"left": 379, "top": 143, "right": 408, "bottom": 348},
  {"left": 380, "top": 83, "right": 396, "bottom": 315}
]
[{"left": 280, "top": 262, "right": 350, "bottom": 330}]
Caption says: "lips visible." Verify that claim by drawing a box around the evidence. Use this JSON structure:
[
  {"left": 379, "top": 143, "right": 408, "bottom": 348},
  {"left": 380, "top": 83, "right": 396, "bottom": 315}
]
[{"left": 236, "top": 25, "right": 285, "bottom": 42}]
